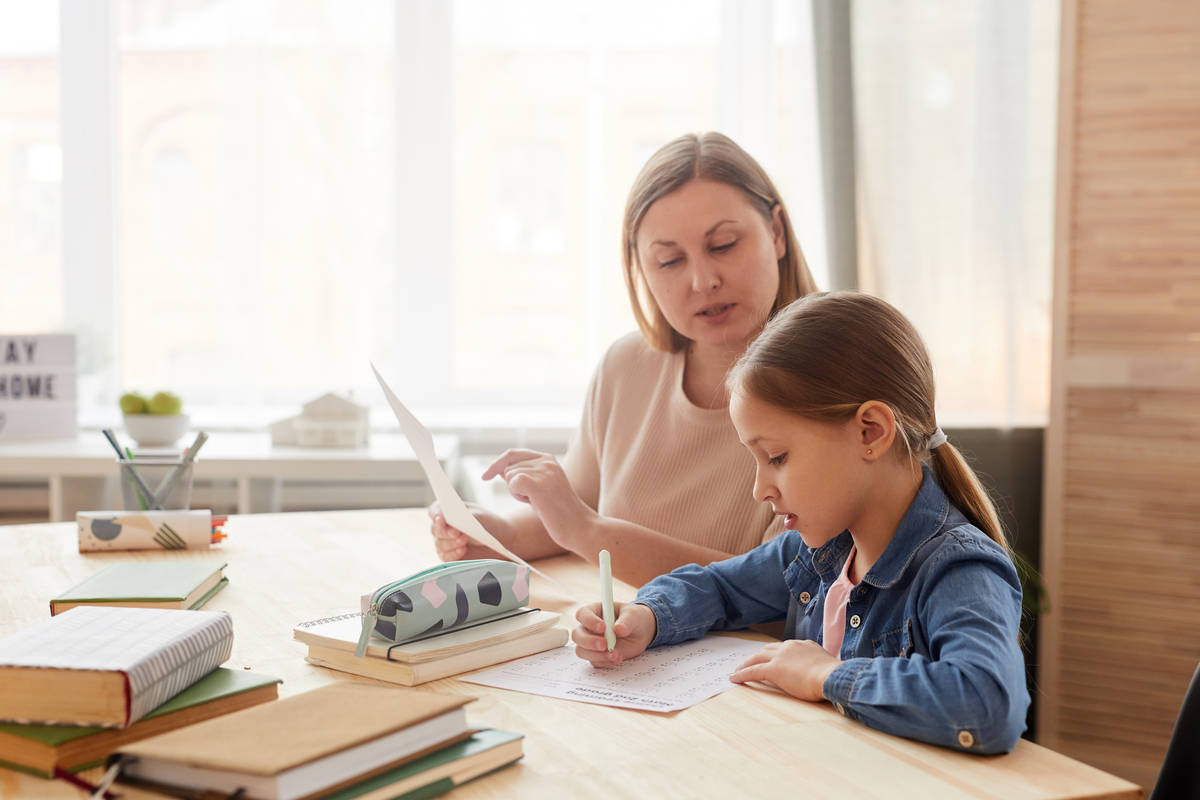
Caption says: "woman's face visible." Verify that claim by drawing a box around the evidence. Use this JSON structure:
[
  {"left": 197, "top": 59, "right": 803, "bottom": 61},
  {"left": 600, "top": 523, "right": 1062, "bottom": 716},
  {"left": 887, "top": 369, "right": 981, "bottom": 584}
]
[{"left": 636, "top": 179, "right": 785, "bottom": 354}]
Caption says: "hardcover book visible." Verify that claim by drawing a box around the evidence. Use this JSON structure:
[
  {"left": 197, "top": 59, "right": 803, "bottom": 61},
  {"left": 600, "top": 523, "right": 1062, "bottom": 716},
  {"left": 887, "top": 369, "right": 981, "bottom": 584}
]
[
  {"left": 50, "top": 561, "right": 228, "bottom": 615},
  {"left": 113, "top": 683, "right": 472, "bottom": 800},
  {"left": 0, "top": 606, "right": 234, "bottom": 727}
]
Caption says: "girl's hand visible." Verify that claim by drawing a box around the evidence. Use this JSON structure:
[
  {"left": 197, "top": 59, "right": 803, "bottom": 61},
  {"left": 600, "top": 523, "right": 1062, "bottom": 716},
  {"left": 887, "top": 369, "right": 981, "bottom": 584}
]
[
  {"left": 484, "top": 449, "right": 595, "bottom": 550},
  {"left": 728, "top": 639, "right": 842, "bottom": 702},
  {"left": 572, "top": 602, "right": 657, "bottom": 667},
  {"left": 427, "top": 501, "right": 513, "bottom": 562}
]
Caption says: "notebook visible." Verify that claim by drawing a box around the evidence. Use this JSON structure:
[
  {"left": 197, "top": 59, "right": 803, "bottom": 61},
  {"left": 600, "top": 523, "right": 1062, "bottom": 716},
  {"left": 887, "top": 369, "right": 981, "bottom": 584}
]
[
  {"left": 113, "top": 683, "right": 472, "bottom": 800},
  {"left": 0, "top": 668, "right": 280, "bottom": 777},
  {"left": 0, "top": 606, "right": 234, "bottom": 727},
  {"left": 305, "top": 626, "right": 570, "bottom": 686},
  {"left": 294, "top": 608, "right": 568, "bottom": 685},
  {"left": 295, "top": 608, "right": 562, "bottom": 663},
  {"left": 49, "top": 561, "right": 228, "bottom": 615}
]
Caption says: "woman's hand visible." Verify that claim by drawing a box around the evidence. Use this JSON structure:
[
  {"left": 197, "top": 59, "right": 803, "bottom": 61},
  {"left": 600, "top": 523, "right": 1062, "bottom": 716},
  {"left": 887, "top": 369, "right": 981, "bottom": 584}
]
[
  {"left": 427, "top": 501, "right": 515, "bottom": 562},
  {"left": 728, "top": 639, "right": 841, "bottom": 702},
  {"left": 484, "top": 449, "right": 596, "bottom": 551},
  {"left": 572, "top": 602, "right": 657, "bottom": 667}
]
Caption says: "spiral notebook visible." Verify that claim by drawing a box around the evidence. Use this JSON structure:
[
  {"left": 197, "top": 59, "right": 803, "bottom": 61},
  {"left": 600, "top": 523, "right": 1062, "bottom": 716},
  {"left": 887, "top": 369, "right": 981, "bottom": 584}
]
[
  {"left": 294, "top": 608, "right": 562, "bottom": 663},
  {"left": 294, "top": 609, "right": 567, "bottom": 686}
]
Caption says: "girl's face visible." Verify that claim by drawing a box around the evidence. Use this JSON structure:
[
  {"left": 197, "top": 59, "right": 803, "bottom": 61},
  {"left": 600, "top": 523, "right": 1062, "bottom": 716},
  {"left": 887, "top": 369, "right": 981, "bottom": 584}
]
[
  {"left": 730, "top": 391, "right": 866, "bottom": 549},
  {"left": 635, "top": 180, "right": 785, "bottom": 353}
]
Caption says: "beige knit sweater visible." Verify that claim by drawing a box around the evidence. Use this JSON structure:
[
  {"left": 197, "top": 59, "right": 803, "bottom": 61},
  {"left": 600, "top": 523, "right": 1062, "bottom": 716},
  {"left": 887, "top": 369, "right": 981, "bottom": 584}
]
[{"left": 561, "top": 332, "right": 785, "bottom": 556}]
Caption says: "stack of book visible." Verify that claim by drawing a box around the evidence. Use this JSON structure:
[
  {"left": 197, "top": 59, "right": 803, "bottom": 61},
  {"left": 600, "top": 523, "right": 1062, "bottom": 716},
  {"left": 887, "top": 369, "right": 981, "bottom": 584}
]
[
  {"left": 111, "top": 683, "right": 524, "bottom": 800},
  {"left": 0, "top": 668, "right": 280, "bottom": 777},
  {"left": 0, "top": 606, "right": 235, "bottom": 728},
  {"left": 294, "top": 608, "right": 568, "bottom": 685},
  {"left": 0, "top": 605, "right": 279, "bottom": 778}
]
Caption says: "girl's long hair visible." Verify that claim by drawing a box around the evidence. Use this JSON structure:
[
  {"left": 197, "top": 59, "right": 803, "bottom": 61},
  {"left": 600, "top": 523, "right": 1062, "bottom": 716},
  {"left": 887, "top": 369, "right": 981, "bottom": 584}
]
[
  {"left": 728, "top": 291, "right": 1008, "bottom": 552},
  {"left": 621, "top": 132, "right": 819, "bottom": 353}
]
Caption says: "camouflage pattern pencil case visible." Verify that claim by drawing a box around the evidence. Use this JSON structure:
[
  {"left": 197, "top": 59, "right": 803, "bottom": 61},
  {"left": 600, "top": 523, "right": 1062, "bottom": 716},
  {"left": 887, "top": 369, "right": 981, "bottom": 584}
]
[{"left": 355, "top": 559, "right": 531, "bottom": 657}]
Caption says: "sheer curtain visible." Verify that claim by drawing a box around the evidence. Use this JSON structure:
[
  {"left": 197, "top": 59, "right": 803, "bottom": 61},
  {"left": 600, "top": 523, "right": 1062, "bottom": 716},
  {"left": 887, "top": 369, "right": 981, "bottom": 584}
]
[
  {"left": 117, "top": 0, "right": 396, "bottom": 409},
  {"left": 23, "top": 0, "right": 827, "bottom": 422},
  {"left": 0, "top": 2, "right": 61, "bottom": 334},
  {"left": 853, "top": 0, "right": 1060, "bottom": 426}
]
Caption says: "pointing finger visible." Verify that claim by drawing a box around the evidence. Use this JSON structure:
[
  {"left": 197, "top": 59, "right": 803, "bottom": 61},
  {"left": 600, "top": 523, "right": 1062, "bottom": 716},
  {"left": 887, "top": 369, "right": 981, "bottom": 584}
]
[{"left": 482, "top": 449, "right": 546, "bottom": 481}]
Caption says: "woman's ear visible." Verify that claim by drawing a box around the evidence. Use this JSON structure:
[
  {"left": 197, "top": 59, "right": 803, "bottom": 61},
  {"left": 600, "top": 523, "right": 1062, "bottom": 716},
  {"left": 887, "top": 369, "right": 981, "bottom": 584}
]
[
  {"left": 856, "top": 401, "right": 897, "bottom": 460},
  {"left": 771, "top": 204, "right": 786, "bottom": 261}
]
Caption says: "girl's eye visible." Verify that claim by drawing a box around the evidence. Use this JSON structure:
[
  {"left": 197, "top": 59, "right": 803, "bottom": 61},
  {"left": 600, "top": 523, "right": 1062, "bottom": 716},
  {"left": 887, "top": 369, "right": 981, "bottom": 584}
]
[
  {"left": 768, "top": 453, "right": 786, "bottom": 466},
  {"left": 711, "top": 241, "right": 736, "bottom": 254},
  {"left": 659, "top": 257, "right": 682, "bottom": 268}
]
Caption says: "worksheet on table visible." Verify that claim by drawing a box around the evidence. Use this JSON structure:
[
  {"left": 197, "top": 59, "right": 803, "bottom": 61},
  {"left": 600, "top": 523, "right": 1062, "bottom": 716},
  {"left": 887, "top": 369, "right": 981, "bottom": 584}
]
[{"left": 462, "top": 636, "right": 766, "bottom": 712}]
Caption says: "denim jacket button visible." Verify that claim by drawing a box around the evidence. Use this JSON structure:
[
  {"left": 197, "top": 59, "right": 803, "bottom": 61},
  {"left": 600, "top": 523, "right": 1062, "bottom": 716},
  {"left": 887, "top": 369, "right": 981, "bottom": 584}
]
[
  {"left": 835, "top": 703, "right": 845, "bottom": 715},
  {"left": 958, "top": 730, "right": 975, "bottom": 748},
  {"left": 799, "top": 592, "right": 812, "bottom": 604},
  {"left": 849, "top": 614, "right": 862, "bottom": 629}
]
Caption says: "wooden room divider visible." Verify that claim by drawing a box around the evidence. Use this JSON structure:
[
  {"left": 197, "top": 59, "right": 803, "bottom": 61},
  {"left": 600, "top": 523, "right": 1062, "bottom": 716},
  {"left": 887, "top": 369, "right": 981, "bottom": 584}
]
[{"left": 1040, "top": 0, "right": 1200, "bottom": 789}]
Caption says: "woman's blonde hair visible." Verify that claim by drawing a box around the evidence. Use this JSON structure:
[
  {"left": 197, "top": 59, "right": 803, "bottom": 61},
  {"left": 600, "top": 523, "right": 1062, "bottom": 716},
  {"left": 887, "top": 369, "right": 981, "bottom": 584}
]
[
  {"left": 621, "top": 132, "right": 819, "bottom": 353},
  {"left": 727, "top": 291, "right": 1009, "bottom": 552}
]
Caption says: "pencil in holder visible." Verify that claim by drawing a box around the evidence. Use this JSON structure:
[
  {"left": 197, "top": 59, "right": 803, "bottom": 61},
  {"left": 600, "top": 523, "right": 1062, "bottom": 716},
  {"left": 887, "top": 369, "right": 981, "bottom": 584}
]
[{"left": 119, "top": 458, "right": 194, "bottom": 511}]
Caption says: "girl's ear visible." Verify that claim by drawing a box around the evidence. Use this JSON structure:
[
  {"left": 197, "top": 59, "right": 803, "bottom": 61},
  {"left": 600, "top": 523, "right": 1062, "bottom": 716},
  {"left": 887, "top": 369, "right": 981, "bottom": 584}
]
[{"left": 855, "top": 401, "right": 897, "bottom": 460}]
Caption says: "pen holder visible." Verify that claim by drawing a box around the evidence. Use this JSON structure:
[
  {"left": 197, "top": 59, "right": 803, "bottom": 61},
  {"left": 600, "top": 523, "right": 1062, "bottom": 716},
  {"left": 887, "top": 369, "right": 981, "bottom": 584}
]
[{"left": 119, "top": 458, "right": 194, "bottom": 511}]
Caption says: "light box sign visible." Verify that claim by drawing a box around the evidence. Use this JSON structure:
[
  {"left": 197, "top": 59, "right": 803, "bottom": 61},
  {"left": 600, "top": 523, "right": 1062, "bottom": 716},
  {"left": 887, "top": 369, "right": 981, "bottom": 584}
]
[{"left": 0, "top": 335, "right": 77, "bottom": 440}]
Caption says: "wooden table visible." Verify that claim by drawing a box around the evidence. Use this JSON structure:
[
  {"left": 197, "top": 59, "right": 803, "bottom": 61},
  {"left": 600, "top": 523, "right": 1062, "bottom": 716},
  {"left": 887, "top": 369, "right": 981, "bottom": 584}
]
[{"left": 0, "top": 510, "right": 1142, "bottom": 799}]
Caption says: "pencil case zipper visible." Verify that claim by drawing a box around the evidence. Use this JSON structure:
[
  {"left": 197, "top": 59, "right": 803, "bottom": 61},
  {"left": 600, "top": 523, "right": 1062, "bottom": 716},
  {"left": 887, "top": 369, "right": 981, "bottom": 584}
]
[{"left": 355, "top": 560, "right": 497, "bottom": 657}]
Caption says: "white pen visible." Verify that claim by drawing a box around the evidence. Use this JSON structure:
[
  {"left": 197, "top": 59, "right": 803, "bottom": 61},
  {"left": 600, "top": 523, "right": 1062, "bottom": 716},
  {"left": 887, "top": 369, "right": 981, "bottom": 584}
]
[{"left": 599, "top": 549, "right": 616, "bottom": 651}]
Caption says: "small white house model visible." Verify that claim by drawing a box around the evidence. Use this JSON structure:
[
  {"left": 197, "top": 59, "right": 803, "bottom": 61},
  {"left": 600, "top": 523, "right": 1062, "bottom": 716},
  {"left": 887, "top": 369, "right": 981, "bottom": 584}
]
[{"left": 270, "top": 392, "right": 369, "bottom": 448}]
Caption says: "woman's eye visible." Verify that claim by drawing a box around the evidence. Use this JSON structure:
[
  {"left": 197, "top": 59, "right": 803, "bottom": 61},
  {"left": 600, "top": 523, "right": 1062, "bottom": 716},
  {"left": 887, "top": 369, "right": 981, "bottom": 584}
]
[
  {"left": 659, "top": 257, "right": 682, "bottom": 268},
  {"left": 768, "top": 453, "right": 786, "bottom": 466},
  {"left": 711, "top": 241, "right": 736, "bottom": 253}
]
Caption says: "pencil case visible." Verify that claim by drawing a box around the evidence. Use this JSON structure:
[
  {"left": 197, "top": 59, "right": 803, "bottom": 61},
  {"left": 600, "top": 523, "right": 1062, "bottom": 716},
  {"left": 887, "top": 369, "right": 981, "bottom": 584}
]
[
  {"left": 355, "top": 560, "right": 530, "bottom": 657},
  {"left": 76, "top": 510, "right": 226, "bottom": 552}
]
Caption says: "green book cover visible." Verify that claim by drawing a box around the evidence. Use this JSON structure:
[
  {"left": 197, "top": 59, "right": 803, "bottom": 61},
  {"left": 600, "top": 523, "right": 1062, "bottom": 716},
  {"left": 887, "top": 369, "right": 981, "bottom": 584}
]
[
  {"left": 0, "top": 668, "right": 280, "bottom": 748},
  {"left": 322, "top": 729, "right": 523, "bottom": 800},
  {"left": 50, "top": 561, "right": 228, "bottom": 604}
]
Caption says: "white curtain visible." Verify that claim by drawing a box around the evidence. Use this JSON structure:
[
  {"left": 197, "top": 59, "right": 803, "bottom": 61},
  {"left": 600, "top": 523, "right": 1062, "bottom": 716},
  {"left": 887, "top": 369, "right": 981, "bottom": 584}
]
[{"left": 853, "top": 0, "right": 1060, "bottom": 426}]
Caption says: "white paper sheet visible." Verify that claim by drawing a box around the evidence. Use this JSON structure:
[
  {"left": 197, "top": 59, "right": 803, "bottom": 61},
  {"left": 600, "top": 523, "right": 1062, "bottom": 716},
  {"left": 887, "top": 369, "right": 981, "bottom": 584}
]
[
  {"left": 370, "top": 363, "right": 559, "bottom": 586},
  {"left": 462, "top": 636, "right": 766, "bottom": 712}
]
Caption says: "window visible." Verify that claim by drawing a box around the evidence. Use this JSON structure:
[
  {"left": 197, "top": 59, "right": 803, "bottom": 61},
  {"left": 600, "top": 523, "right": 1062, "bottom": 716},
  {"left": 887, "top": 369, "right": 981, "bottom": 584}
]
[
  {"left": 0, "top": 1, "right": 61, "bottom": 332},
  {"left": 4, "top": 0, "right": 1056, "bottom": 431},
  {"left": 118, "top": 0, "right": 395, "bottom": 407}
]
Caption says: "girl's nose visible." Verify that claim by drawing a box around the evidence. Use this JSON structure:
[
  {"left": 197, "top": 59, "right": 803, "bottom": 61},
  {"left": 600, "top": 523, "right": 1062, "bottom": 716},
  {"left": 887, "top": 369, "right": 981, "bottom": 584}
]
[{"left": 752, "top": 470, "right": 775, "bottom": 504}]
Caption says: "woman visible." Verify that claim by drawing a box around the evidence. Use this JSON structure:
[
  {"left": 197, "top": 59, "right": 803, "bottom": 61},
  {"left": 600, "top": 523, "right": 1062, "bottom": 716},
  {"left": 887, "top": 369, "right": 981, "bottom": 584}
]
[{"left": 431, "top": 132, "right": 818, "bottom": 586}]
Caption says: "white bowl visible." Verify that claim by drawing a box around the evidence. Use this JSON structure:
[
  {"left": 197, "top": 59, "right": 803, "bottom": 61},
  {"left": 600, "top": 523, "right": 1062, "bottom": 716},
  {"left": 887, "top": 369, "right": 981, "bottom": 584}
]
[{"left": 123, "top": 413, "right": 190, "bottom": 446}]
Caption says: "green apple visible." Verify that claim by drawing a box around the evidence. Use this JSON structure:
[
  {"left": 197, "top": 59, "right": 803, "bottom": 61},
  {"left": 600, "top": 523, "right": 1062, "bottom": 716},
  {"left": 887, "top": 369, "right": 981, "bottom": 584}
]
[
  {"left": 147, "top": 391, "right": 183, "bottom": 415},
  {"left": 119, "top": 392, "right": 148, "bottom": 414}
]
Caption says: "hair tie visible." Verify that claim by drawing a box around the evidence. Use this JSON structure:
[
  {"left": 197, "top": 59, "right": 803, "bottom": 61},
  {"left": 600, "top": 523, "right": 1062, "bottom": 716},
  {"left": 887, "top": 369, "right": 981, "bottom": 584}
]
[{"left": 926, "top": 427, "right": 948, "bottom": 451}]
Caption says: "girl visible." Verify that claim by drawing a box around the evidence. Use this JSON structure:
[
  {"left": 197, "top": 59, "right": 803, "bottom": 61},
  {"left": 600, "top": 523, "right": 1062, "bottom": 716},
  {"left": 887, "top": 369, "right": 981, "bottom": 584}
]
[
  {"left": 571, "top": 292, "right": 1030, "bottom": 753},
  {"left": 430, "top": 133, "right": 819, "bottom": 586}
]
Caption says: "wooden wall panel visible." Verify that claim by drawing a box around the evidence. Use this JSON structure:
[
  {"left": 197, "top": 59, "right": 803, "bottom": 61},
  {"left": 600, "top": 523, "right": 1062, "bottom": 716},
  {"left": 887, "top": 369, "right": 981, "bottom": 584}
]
[{"left": 1041, "top": 0, "right": 1200, "bottom": 791}]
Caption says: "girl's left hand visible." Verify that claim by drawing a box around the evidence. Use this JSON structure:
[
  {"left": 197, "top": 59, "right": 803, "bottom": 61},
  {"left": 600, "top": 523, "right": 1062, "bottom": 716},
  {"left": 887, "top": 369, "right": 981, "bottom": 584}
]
[
  {"left": 728, "top": 639, "right": 842, "bottom": 702},
  {"left": 483, "top": 449, "right": 595, "bottom": 550}
]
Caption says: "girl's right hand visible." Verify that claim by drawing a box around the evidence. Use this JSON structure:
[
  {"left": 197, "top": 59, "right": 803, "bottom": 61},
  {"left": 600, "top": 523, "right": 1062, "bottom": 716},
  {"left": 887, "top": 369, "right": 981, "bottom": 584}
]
[
  {"left": 572, "top": 601, "right": 657, "bottom": 667},
  {"left": 427, "top": 501, "right": 514, "bottom": 562}
]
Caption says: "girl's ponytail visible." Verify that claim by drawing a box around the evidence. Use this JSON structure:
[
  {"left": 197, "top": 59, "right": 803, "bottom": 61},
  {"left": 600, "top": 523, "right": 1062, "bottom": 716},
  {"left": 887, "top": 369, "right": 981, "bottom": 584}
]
[
  {"left": 928, "top": 442, "right": 1008, "bottom": 553},
  {"left": 729, "top": 291, "right": 1012, "bottom": 562}
]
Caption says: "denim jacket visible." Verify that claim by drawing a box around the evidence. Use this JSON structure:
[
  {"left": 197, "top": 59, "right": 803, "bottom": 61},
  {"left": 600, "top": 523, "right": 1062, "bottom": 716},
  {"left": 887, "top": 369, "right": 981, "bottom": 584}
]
[{"left": 635, "top": 464, "right": 1029, "bottom": 754}]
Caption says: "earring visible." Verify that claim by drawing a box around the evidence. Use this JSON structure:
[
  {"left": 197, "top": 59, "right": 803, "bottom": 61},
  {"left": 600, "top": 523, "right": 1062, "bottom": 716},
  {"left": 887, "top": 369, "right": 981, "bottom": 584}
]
[{"left": 866, "top": 449, "right": 873, "bottom": 455}]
